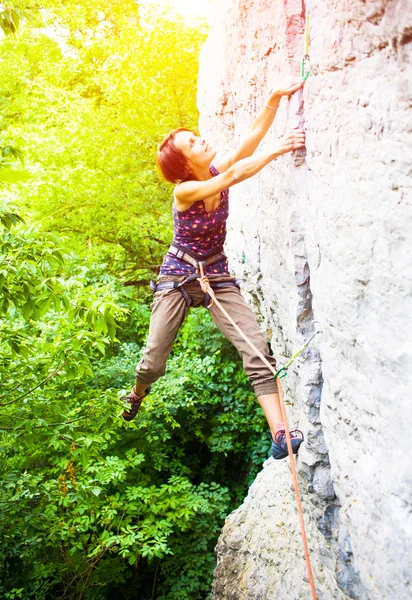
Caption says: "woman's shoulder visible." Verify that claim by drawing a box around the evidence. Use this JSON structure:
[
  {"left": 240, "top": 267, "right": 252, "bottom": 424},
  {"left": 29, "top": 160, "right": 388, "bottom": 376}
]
[
  {"left": 173, "top": 192, "right": 202, "bottom": 215},
  {"left": 173, "top": 165, "right": 219, "bottom": 202}
]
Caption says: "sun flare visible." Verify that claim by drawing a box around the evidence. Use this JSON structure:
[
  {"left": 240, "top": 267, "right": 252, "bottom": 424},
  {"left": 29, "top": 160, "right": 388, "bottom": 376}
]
[{"left": 142, "top": 0, "right": 211, "bottom": 20}]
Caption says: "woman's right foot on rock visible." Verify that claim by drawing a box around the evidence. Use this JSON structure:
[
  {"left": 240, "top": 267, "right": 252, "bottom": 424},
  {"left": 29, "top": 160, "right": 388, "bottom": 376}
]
[{"left": 271, "top": 428, "right": 304, "bottom": 460}]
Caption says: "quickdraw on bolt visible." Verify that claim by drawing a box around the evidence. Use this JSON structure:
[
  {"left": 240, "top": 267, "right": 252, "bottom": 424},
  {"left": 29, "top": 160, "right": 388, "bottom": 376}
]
[
  {"left": 274, "top": 327, "right": 322, "bottom": 381},
  {"left": 275, "top": 366, "right": 288, "bottom": 379},
  {"left": 301, "top": 55, "right": 310, "bottom": 81},
  {"left": 301, "top": 0, "right": 311, "bottom": 81}
]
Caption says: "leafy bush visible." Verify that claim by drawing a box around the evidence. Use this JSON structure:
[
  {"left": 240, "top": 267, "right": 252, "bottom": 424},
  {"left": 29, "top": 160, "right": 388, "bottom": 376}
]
[{"left": 1, "top": 300, "right": 269, "bottom": 599}]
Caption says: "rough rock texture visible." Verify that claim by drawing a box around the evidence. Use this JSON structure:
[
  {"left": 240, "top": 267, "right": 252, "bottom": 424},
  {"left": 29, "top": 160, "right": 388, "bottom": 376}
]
[{"left": 197, "top": 1, "right": 412, "bottom": 599}]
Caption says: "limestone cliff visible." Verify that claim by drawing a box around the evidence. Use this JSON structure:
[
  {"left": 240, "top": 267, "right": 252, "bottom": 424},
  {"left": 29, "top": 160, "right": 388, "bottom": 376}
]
[{"left": 197, "top": 1, "right": 412, "bottom": 598}]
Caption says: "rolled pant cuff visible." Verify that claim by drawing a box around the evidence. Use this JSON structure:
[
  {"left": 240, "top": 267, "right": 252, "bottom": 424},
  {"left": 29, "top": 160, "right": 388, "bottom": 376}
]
[
  {"left": 135, "top": 375, "right": 153, "bottom": 387},
  {"left": 253, "top": 381, "right": 279, "bottom": 396}
]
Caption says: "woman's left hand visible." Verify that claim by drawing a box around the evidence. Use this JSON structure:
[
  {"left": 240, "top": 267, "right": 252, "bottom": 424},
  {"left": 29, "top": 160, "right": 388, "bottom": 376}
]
[{"left": 273, "top": 78, "right": 304, "bottom": 97}]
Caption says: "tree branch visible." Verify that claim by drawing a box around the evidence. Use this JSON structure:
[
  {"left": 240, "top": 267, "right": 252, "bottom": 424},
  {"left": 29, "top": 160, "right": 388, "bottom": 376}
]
[
  {"left": 0, "top": 413, "right": 90, "bottom": 431},
  {"left": 123, "top": 278, "right": 153, "bottom": 287},
  {"left": 0, "top": 362, "right": 68, "bottom": 407}
]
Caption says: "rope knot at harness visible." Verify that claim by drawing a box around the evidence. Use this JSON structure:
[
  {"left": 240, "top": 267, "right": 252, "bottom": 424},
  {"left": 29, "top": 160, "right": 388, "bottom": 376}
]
[{"left": 198, "top": 262, "right": 214, "bottom": 308}]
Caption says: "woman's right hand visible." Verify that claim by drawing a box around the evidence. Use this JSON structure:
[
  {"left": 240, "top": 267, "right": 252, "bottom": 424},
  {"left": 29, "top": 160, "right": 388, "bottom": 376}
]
[
  {"left": 273, "top": 78, "right": 304, "bottom": 97},
  {"left": 276, "top": 128, "right": 306, "bottom": 155}
]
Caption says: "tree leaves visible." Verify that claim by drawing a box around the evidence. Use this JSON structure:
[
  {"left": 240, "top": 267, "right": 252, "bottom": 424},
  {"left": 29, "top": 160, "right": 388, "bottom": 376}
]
[
  {"left": 0, "top": 6, "right": 24, "bottom": 36},
  {"left": 0, "top": 169, "right": 30, "bottom": 183}
]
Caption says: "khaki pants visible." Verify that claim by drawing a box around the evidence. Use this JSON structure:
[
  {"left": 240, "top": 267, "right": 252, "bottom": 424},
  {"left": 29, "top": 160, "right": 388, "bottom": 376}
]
[{"left": 136, "top": 276, "right": 278, "bottom": 396}]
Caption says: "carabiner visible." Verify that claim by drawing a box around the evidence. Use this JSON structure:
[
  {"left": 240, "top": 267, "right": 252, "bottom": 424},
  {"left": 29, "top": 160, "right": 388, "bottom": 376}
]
[
  {"left": 301, "top": 55, "right": 310, "bottom": 81},
  {"left": 274, "top": 366, "right": 288, "bottom": 380}
]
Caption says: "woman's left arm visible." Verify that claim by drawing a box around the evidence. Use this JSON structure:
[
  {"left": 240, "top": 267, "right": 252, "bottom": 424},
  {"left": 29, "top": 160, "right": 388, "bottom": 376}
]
[{"left": 214, "top": 78, "right": 304, "bottom": 173}]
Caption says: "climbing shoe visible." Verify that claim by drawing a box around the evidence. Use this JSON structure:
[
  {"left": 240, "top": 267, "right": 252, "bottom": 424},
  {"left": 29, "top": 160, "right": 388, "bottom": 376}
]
[
  {"left": 121, "top": 386, "right": 151, "bottom": 422},
  {"left": 271, "top": 428, "right": 304, "bottom": 460}
]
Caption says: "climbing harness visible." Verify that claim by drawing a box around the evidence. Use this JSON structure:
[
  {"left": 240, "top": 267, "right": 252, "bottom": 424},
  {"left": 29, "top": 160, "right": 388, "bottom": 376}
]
[
  {"left": 150, "top": 243, "right": 241, "bottom": 308},
  {"left": 198, "top": 263, "right": 319, "bottom": 600},
  {"left": 301, "top": 0, "right": 312, "bottom": 81}
]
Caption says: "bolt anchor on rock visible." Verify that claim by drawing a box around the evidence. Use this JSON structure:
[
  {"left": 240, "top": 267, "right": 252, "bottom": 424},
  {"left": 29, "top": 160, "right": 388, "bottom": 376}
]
[{"left": 301, "top": 55, "right": 311, "bottom": 81}]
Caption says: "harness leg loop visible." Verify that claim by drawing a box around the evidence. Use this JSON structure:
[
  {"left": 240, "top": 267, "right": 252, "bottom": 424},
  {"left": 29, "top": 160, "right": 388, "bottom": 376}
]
[{"left": 179, "top": 285, "right": 192, "bottom": 307}]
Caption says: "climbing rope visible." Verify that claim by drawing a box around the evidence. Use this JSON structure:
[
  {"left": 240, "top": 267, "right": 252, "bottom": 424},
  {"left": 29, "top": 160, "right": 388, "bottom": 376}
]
[
  {"left": 301, "top": 0, "right": 312, "bottom": 81},
  {"left": 198, "top": 264, "right": 318, "bottom": 600}
]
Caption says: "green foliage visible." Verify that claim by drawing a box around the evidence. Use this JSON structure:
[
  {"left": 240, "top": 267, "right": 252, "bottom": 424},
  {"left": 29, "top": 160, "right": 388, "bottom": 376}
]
[
  {"left": 0, "top": 5, "right": 26, "bottom": 36},
  {"left": 0, "top": 140, "right": 28, "bottom": 182},
  {"left": 0, "top": 131, "right": 27, "bottom": 181},
  {"left": 1, "top": 299, "right": 270, "bottom": 599},
  {"left": 0, "top": 201, "right": 126, "bottom": 392}
]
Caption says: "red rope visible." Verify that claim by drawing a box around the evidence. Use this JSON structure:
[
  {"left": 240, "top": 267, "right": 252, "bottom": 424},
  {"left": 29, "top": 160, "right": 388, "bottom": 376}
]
[{"left": 199, "top": 267, "right": 317, "bottom": 600}]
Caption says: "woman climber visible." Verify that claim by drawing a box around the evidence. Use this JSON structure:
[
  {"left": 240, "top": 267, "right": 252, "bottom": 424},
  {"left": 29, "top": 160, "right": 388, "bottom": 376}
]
[{"left": 122, "top": 78, "right": 306, "bottom": 460}]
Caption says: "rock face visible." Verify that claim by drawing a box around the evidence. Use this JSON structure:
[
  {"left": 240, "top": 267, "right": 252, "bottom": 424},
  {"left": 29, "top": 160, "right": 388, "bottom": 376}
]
[{"left": 197, "top": 1, "right": 412, "bottom": 598}]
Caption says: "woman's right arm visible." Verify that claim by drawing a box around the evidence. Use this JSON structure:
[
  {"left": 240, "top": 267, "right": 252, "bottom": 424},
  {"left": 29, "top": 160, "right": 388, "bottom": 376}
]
[
  {"left": 214, "top": 78, "right": 304, "bottom": 173},
  {"left": 175, "top": 128, "right": 305, "bottom": 207}
]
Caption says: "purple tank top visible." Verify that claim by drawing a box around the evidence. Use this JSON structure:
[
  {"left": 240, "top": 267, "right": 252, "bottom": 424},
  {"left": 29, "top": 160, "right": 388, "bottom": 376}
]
[{"left": 160, "top": 165, "right": 230, "bottom": 276}]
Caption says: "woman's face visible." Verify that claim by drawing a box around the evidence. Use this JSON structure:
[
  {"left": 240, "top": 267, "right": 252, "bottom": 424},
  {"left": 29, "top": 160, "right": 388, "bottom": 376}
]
[{"left": 173, "top": 131, "right": 216, "bottom": 169}]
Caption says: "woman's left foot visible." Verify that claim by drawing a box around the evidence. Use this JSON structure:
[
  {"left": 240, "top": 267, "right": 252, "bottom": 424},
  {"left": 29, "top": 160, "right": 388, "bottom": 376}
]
[
  {"left": 122, "top": 386, "right": 151, "bottom": 421},
  {"left": 271, "top": 428, "right": 304, "bottom": 460}
]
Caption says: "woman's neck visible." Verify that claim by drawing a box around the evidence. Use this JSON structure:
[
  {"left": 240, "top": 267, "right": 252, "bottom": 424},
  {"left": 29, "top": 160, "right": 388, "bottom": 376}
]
[{"left": 190, "top": 163, "right": 213, "bottom": 181}]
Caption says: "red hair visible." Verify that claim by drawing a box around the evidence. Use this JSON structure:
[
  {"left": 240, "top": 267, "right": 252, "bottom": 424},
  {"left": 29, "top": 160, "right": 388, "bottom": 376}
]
[{"left": 157, "top": 127, "right": 196, "bottom": 183}]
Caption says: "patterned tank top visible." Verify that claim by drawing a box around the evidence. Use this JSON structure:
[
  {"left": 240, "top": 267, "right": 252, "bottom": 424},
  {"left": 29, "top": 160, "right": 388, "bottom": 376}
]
[{"left": 159, "top": 164, "right": 230, "bottom": 276}]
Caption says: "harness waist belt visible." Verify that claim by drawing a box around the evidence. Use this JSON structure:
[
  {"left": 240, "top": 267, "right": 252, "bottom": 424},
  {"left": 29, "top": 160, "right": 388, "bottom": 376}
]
[{"left": 167, "top": 242, "right": 227, "bottom": 270}]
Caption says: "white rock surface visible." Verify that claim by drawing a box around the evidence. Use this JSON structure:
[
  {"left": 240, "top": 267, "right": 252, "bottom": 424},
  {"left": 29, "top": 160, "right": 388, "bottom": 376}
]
[{"left": 198, "top": 1, "right": 412, "bottom": 598}]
